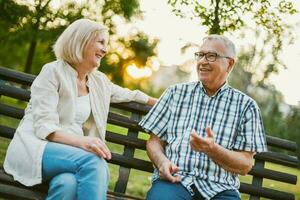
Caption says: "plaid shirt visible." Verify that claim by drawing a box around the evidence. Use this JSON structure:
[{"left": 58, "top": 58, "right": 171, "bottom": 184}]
[{"left": 139, "top": 81, "right": 267, "bottom": 199}]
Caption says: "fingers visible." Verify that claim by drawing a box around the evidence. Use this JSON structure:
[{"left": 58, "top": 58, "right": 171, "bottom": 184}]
[
  {"left": 158, "top": 161, "right": 181, "bottom": 183},
  {"left": 205, "top": 127, "right": 214, "bottom": 138},
  {"left": 88, "top": 139, "right": 111, "bottom": 160}
]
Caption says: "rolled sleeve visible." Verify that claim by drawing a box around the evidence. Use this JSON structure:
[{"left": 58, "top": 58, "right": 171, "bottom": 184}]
[
  {"left": 233, "top": 101, "right": 267, "bottom": 153},
  {"left": 31, "top": 65, "right": 61, "bottom": 140},
  {"left": 139, "top": 87, "right": 173, "bottom": 139}
]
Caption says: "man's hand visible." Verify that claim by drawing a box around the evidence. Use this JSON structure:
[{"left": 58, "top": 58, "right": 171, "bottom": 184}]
[
  {"left": 190, "top": 127, "right": 254, "bottom": 175},
  {"left": 157, "top": 160, "right": 181, "bottom": 183},
  {"left": 190, "top": 127, "right": 216, "bottom": 154}
]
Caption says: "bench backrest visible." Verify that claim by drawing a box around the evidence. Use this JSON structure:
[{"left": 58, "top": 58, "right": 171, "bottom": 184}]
[{"left": 0, "top": 66, "right": 298, "bottom": 200}]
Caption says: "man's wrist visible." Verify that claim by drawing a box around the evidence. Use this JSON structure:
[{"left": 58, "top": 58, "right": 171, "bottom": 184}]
[{"left": 206, "top": 142, "right": 219, "bottom": 156}]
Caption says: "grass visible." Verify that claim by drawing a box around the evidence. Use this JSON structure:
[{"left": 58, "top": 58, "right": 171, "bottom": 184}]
[{"left": 0, "top": 121, "right": 299, "bottom": 199}]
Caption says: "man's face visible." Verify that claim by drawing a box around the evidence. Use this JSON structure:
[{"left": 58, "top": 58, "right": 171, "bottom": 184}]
[{"left": 196, "top": 40, "right": 233, "bottom": 90}]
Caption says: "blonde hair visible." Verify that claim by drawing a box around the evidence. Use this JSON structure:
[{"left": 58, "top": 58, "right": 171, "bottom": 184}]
[{"left": 53, "top": 18, "right": 108, "bottom": 64}]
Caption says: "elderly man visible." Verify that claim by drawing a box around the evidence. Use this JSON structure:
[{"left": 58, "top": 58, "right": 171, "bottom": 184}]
[{"left": 139, "top": 35, "right": 267, "bottom": 200}]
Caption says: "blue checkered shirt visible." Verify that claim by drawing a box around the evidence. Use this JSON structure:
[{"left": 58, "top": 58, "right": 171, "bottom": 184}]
[{"left": 139, "top": 81, "right": 267, "bottom": 199}]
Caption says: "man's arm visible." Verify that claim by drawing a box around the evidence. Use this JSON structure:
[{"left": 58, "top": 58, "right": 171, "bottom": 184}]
[
  {"left": 190, "top": 127, "right": 254, "bottom": 175},
  {"left": 147, "top": 134, "right": 181, "bottom": 182}
]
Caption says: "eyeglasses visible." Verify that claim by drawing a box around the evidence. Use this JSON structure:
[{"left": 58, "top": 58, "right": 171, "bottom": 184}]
[{"left": 194, "top": 52, "right": 231, "bottom": 62}]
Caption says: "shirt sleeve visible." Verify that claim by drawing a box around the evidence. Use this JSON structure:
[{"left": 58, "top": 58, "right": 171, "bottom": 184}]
[
  {"left": 233, "top": 101, "right": 268, "bottom": 153},
  {"left": 30, "top": 64, "right": 62, "bottom": 140},
  {"left": 139, "top": 87, "right": 173, "bottom": 140},
  {"left": 110, "top": 81, "right": 149, "bottom": 104}
]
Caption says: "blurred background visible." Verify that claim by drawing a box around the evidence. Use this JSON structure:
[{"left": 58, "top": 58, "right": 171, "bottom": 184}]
[{"left": 0, "top": 0, "right": 299, "bottom": 198}]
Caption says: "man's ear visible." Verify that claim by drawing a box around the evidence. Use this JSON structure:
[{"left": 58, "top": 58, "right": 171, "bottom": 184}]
[{"left": 227, "top": 59, "right": 235, "bottom": 72}]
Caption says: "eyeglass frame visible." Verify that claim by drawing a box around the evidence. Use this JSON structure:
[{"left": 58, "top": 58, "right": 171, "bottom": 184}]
[{"left": 194, "top": 51, "right": 232, "bottom": 62}]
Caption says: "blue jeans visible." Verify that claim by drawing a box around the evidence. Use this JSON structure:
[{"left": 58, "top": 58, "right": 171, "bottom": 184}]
[
  {"left": 42, "top": 142, "right": 109, "bottom": 200},
  {"left": 147, "top": 179, "right": 240, "bottom": 200}
]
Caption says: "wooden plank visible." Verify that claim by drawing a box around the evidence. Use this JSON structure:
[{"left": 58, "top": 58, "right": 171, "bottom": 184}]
[
  {"left": 0, "top": 84, "right": 30, "bottom": 102},
  {"left": 255, "top": 152, "right": 299, "bottom": 168},
  {"left": 0, "top": 102, "right": 24, "bottom": 119},
  {"left": 266, "top": 135, "right": 298, "bottom": 152},
  {"left": 0, "top": 67, "right": 35, "bottom": 86},
  {"left": 111, "top": 102, "right": 151, "bottom": 115},
  {"left": 109, "top": 153, "right": 153, "bottom": 172},
  {"left": 240, "top": 183, "right": 295, "bottom": 200},
  {"left": 106, "top": 131, "right": 146, "bottom": 150},
  {"left": 0, "top": 125, "right": 15, "bottom": 139},
  {"left": 108, "top": 112, "right": 144, "bottom": 131},
  {"left": 249, "top": 165, "right": 297, "bottom": 184},
  {"left": 0, "top": 183, "right": 46, "bottom": 200}
]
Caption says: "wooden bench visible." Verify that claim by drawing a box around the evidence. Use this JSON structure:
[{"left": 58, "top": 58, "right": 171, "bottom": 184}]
[{"left": 0, "top": 66, "right": 299, "bottom": 200}]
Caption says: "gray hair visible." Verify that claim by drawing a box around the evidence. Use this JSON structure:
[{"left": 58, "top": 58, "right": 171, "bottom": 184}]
[
  {"left": 202, "top": 34, "right": 236, "bottom": 59},
  {"left": 53, "top": 18, "right": 109, "bottom": 64}
]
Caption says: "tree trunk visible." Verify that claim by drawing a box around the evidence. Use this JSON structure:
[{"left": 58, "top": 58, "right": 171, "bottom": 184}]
[
  {"left": 210, "top": 0, "right": 221, "bottom": 34},
  {"left": 24, "top": 37, "right": 37, "bottom": 74}
]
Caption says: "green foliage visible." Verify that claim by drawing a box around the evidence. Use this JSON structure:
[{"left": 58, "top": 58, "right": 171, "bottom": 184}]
[
  {"left": 101, "top": 32, "right": 158, "bottom": 89},
  {"left": 168, "top": 0, "right": 297, "bottom": 76},
  {"left": 0, "top": 0, "right": 158, "bottom": 91}
]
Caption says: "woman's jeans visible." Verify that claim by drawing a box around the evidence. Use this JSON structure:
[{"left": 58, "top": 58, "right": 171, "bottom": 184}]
[{"left": 42, "top": 142, "right": 109, "bottom": 200}]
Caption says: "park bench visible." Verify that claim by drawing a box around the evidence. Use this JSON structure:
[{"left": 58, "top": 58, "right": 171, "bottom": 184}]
[{"left": 0, "top": 66, "right": 299, "bottom": 200}]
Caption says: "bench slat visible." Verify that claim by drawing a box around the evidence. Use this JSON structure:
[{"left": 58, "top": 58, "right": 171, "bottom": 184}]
[
  {"left": 106, "top": 131, "right": 146, "bottom": 150},
  {"left": 0, "top": 84, "right": 31, "bottom": 102},
  {"left": 0, "top": 183, "right": 45, "bottom": 200},
  {"left": 266, "top": 135, "right": 297, "bottom": 152},
  {"left": 254, "top": 152, "right": 299, "bottom": 168},
  {"left": 109, "top": 153, "right": 153, "bottom": 172},
  {"left": 249, "top": 166, "right": 297, "bottom": 184},
  {"left": 0, "top": 67, "right": 35, "bottom": 86},
  {"left": 0, "top": 102, "right": 24, "bottom": 119},
  {"left": 240, "top": 183, "right": 295, "bottom": 200}
]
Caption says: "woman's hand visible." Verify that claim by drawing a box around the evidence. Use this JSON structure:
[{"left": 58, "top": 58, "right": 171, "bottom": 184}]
[
  {"left": 47, "top": 131, "right": 112, "bottom": 160},
  {"left": 147, "top": 97, "right": 158, "bottom": 106},
  {"left": 80, "top": 136, "right": 112, "bottom": 160}
]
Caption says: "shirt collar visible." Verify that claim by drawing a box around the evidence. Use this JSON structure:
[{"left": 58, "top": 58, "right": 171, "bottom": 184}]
[
  {"left": 63, "top": 60, "right": 93, "bottom": 87},
  {"left": 63, "top": 60, "right": 78, "bottom": 77},
  {"left": 197, "top": 81, "right": 229, "bottom": 97}
]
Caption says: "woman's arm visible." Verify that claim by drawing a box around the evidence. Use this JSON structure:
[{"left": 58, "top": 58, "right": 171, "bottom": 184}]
[{"left": 47, "top": 131, "right": 111, "bottom": 159}]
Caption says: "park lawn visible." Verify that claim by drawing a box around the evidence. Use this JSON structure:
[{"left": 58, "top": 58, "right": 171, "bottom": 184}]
[{"left": 0, "top": 123, "right": 299, "bottom": 199}]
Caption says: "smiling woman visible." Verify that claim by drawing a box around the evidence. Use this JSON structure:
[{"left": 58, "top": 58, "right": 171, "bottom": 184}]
[{"left": 3, "top": 18, "right": 157, "bottom": 200}]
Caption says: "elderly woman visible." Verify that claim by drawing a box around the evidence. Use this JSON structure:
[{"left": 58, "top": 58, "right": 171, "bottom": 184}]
[{"left": 4, "top": 19, "right": 156, "bottom": 200}]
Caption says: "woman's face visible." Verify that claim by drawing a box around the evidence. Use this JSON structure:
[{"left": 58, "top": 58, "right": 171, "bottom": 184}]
[{"left": 82, "top": 33, "right": 108, "bottom": 71}]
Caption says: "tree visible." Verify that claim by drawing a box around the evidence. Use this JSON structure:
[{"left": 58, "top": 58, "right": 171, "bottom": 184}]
[
  {"left": 0, "top": 0, "right": 158, "bottom": 89},
  {"left": 168, "top": 0, "right": 297, "bottom": 76}
]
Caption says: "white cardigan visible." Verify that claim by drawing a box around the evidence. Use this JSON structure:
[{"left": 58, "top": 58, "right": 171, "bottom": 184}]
[{"left": 4, "top": 60, "right": 149, "bottom": 186}]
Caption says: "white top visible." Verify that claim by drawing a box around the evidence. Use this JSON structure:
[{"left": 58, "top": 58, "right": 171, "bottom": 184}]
[
  {"left": 74, "top": 94, "right": 91, "bottom": 128},
  {"left": 4, "top": 60, "right": 150, "bottom": 186}
]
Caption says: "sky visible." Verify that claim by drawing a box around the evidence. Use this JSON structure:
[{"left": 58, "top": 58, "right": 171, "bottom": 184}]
[{"left": 122, "top": 0, "right": 300, "bottom": 106}]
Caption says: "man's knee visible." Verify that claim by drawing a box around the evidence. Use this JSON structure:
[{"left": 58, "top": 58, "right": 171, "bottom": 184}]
[
  {"left": 212, "top": 190, "right": 240, "bottom": 200},
  {"left": 147, "top": 180, "right": 192, "bottom": 200}
]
